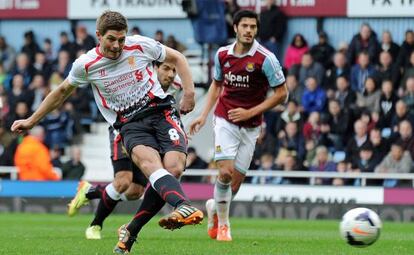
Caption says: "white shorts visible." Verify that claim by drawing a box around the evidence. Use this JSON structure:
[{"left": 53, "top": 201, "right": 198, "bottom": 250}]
[{"left": 213, "top": 116, "right": 261, "bottom": 174}]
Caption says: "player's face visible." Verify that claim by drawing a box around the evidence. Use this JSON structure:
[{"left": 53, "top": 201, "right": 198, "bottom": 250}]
[
  {"left": 234, "top": 17, "right": 257, "bottom": 45},
  {"left": 97, "top": 29, "right": 126, "bottom": 60},
  {"left": 157, "top": 62, "right": 176, "bottom": 89}
]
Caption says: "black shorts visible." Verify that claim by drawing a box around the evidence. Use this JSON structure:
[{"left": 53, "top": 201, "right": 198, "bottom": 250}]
[
  {"left": 120, "top": 106, "right": 187, "bottom": 156},
  {"left": 109, "top": 126, "right": 148, "bottom": 187}
]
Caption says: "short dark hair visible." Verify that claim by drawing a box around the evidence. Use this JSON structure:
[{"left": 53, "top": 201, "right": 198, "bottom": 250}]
[
  {"left": 96, "top": 11, "right": 128, "bottom": 36},
  {"left": 233, "top": 10, "right": 259, "bottom": 28}
]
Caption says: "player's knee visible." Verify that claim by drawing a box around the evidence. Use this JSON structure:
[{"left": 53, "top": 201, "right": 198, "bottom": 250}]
[
  {"left": 124, "top": 185, "right": 145, "bottom": 200},
  {"left": 218, "top": 167, "right": 233, "bottom": 183},
  {"left": 164, "top": 160, "right": 185, "bottom": 178},
  {"left": 113, "top": 179, "right": 131, "bottom": 193}
]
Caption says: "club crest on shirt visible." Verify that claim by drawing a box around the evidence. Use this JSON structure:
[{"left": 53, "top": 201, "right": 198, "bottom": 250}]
[
  {"left": 245, "top": 62, "right": 255, "bottom": 72},
  {"left": 215, "top": 145, "right": 222, "bottom": 153},
  {"left": 128, "top": 56, "right": 136, "bottom": 69}
]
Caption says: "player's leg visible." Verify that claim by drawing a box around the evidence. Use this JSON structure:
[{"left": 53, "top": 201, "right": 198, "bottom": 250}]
[
  {"left": 209, "top": 116, "right": 241, "bottom": 241},
  {"left": 216, "top": 125, "right": 261, "bottom": 241},
  {"left": 114, "top": 115, "right": 202, "bottom": 254}
]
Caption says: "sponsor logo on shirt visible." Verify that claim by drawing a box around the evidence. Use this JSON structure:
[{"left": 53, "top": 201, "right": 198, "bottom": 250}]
[{"left": 224, "top": 71, "right": 250, "bottom": 88}]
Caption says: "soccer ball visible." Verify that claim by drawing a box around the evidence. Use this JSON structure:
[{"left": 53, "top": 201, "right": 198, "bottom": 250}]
[{"left": 339, "top": 207, "right": 382, "bottom": 247}]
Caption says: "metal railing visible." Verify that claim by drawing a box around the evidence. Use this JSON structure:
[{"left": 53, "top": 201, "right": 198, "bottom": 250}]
[
  {"left": 184, "top": 169, "right": 414, "bottom": 187},
  {"left": 0, "top": 166, "right": 61, "bottom": 181},
  {"left": 2, "top": 166, "right": 414, "bottom": 187}
]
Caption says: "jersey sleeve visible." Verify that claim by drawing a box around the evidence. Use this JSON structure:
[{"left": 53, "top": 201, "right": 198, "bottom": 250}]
[
  {"left": 133, "top": 35, "right": 166, "bottom": 62},
  {"left": 213, "top": 51, "right": 223, "bottom": 81},
  {"left": 262, "top": 54, "right": 285, "bottom": 87},
  {"left": 67, "top": 57, "right": 89, "bottom": 87}
]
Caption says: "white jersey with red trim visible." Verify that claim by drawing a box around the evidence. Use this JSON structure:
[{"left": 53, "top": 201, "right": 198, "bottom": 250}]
[{"left": 67, "top": 35, "right": 167, "bottom": 125}]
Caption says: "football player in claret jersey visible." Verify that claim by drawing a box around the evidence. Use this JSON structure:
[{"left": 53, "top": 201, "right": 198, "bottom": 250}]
[
  {"left": 67, "top": 61, "right": 182, "bottom": 241},
  {"left": 11, "top": 11, "right": 202, "bottom": 254},
  {"left": 190, "top": 10, "right": 288, "bottom": 241}
]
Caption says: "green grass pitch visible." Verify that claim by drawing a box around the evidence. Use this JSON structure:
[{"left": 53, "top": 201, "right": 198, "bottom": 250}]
[{"left": 1, "top": 213, "right": 413, "bottom": 254}]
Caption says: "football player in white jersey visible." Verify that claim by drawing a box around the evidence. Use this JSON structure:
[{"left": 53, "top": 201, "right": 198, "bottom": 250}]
[
  {"left": 11, "top": 11, "right": 202, "bottom": 254},
  {"left": 66, "top": 61, "right": 183, "bottom": 241}
]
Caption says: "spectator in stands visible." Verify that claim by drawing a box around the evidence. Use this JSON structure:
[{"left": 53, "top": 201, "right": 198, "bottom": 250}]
[
  {"left": 326, "top": 99, "right": 350, "bottom": 150},
  {"left": 286, "top": 73, "right": 304, "bottom": 105},
  {"left": 301, "top": 76, "right": 326, "bottom": 114},
  {"left": 377, "top": 51, "right": 400, "bottom": 86},
  {"left": 259, "top": 0, "right": 287, "bottom": 59},
  {"left": 33, "top": 51, "right": 52, "bottom": 80},
  {"left": 369, "top": 128, "right": 390, "bottom": 163},
  {"left": 65, "top": 86, "right": 95, "bottom": 133},
  {"left": 396, "top": 120, "right": 414, "bottom": 161},
  {"left": 21, "top": 30, "right": 41, "bottom": 64},
  {"left": 351, "top": 51, "right": 376, "bottom": 93},
  {"left": 276, "top": 121, "right": 305, "bottom": 166},
  {"left": 297, "top": 52, "right": 325, "bottom": 87},
  {"left": 400, "top": 51, "right": 414, "bottom": 89},
  {"left": 14, "top": 126, "right": 60, "bottom": 181},
  {"left": 154, "top": 30, "right": 164, "bottom": 44},
  {"left": 0, "top": 121, "right": 17, "bottom": 167},
  {"left": 380, "top": 30, "right": 400, "bottom": 62},
  {"left": 324, "top": 51, "right": 350, "bottom": 90},
  {"left": 130, "top": 26, "right": 141, "bottom": 35},
  {"left": 0, "top": 93, "right": 10, "bottom": 121},
  {"left": 284, "top": 33, "right": 309, "bottom": 70},
  {"left": 275, "top": 99, "right": 303, "bottom": 133},
  {"left": 391, "top": 100, "right": 414, "bottom": 132},
  {"left": 378, "top": 80, "right": 398, "bottom": 129},
  {"left": 356, "top": 76, "right": 381, "bottom": 114},
  {"left": 42, "top": 38, "right": 56, "bottom": 63},
  {"left": 0, "top": 64, "right": 5, "bottom": 88},
  {"left": 62, "top": 146, "right": 85, "bottom": 180},
  {"left": 334, "top": 76, "right": 356, "bottom": 111},
  {"left": 347, "top": 23, "right": 380, "bottom": 65},
  {"left": 29, "top": 74, "right": 47, "bottom": 112},
  {"left": 7, "top": 74, "right": 34, "bottom": 112},
  {"left": 310, "top": 145, "right": 336, "bottom": 185},
  {"left": 0, "top": 36, "right": 16, "bottom": 73},
  {"left": 182, "top": 146, "right": 208, "bottom": 183},
  {"left": 224, "top": 0, "right": 240, "bottom": 42},
  {"left": 58, "top": 31, "right": 77, "bottom": 62},
  {"left": 310, "top": 31, "right": 335, "bottom": 70},
  {"left": 52, "top": 50, "right": 72, "bottom": 79},
  {"left": 375, "top": 141, "right": 413, "bottom": 187},
  {"left": 251, "top": 153, "right": 277, "bottom": 184},
  {"left": 332, "top": 161, "right": 348, "bottom": 186},
  {"left": 5, "top": 101, "right": 31, "bottom": 130},
  {"left": 303, "top": 139, "right": 316, "bottom": 168},
  {"left": 351, "top": 142, "right": 381, "bottom": 186},
  {"left": 252, "top": 122, "right": 277, "bottom": 167},
  {"left": 41, "top": 108, "right": 73, "bottom": 150},
  {"left": 345, "top": 119, "right": 370, "bottom": 163},
  {"left": 6, "top": 53, "right": 35, "bottom": 90},
  {"left": 402, "top": 77, "right": 414, "bottom": 115},
  {"left": 165, "top": 35, "right": 187, "bottom": 53},
  {"left": 317, "top": 116, "right": 334, "bottom": 149},
  {"left": 396, "top": 30, "right": 414, "bottom": 70},
  {"left": 360, "top": 110, "right": 379, "bottom": 134},
  {"left": 303, "top": 111, "right": 321, "bottom": 142},
  {"left": 75, "top": 25, "right": 96, "bottom": 52},
  {"left": 50, "top": 147, "right": 63, "bottom": 168}
]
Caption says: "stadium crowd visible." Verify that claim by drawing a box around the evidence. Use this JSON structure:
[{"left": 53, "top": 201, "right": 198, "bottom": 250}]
[{"left": 0, "top": 17, "right": 413, "bottom": 186}]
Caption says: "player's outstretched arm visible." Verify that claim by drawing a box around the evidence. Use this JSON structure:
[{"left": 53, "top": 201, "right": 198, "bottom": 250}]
[
  {"left": 164, "top": 47, "right": 195, "bottom": 114},
  {"left": 189, "top": 80, "right": 223, "bottom": 135},
  {"left": 228, "top": 83, "right": 288, "bottom": 123},
  {"left": 11, "top": 79, "right": 76, "bottom": 134}
]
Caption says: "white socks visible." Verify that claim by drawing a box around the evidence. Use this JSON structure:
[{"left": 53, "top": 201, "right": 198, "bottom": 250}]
[
  {"left": 105, "top": 183, "right": 122, "bottom": 200},
  {"left": 214, "top": 179, "right": 232, "bottom": 226}
]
